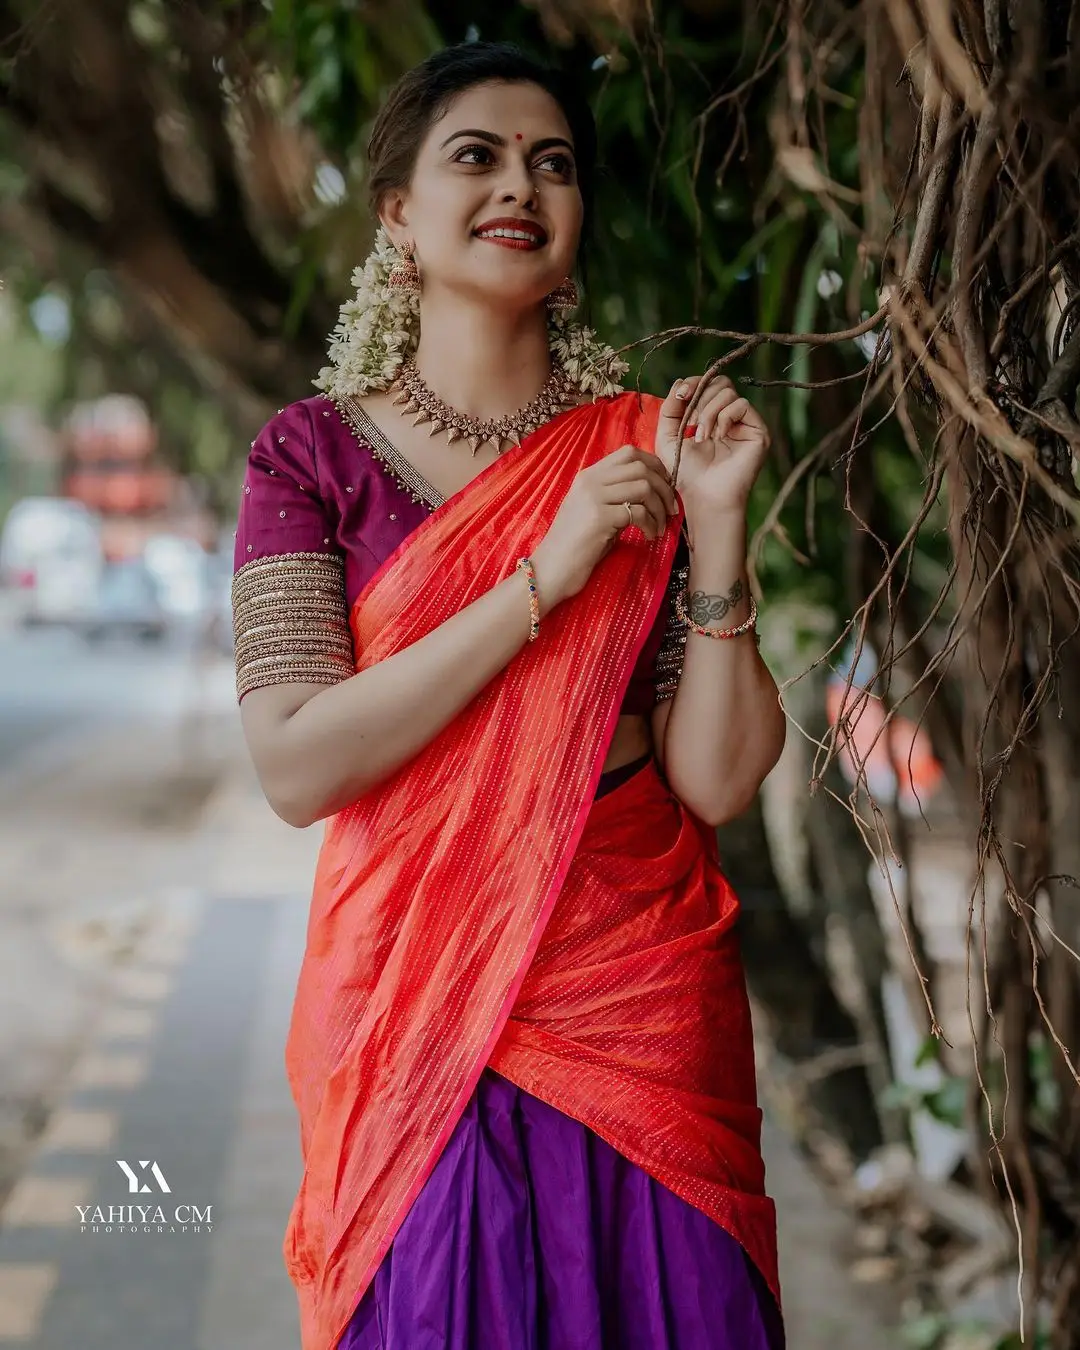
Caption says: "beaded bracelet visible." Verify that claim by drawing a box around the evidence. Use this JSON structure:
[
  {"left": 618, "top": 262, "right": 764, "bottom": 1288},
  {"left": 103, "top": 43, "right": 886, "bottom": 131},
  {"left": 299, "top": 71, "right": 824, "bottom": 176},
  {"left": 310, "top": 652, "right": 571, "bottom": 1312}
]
[
  {"left": 516, "top": 556, "right": 541, "bottom": 641},
  {"left": 674, "top": 588, "right": 758, "bottom": 640}
]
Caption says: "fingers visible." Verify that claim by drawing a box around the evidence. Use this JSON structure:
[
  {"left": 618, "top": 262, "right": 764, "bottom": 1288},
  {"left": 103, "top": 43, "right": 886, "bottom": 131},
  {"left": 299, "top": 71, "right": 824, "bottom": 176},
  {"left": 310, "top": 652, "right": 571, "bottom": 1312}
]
[
  {"left": 624, "top": 493, "right": 667, "bottom": 540},
  {"left": 691, "top": 388, "right": 735, "bottom": 443},
  {"left": 660, "top": 371, "right": 748, "bottom": 443},
  {"left": 605, "top": 478, "right": 674, "bottom": 540},
  {"left": 716, "top": 396, "right": 753, "bottom": 442},
  {"left": 641, "top": 457, "right": 678, "bottom": 516},
  {"left": 608, "top": 445, "right": 677, "bottom": 511},
  {"left": 610, "top": 458, "right": 678, "bottom": 519},
  {"left": 661, "top": 375, "right": 705, "bottom": 412},
  {"left": 687, "top": 377, "right": 768, "bottom": 445},
  {"left": 612, "top": 443, "right": 671, "bottom": 479},
  {"left": 657, "top": 375, "right": 704, "bottom": 437}
]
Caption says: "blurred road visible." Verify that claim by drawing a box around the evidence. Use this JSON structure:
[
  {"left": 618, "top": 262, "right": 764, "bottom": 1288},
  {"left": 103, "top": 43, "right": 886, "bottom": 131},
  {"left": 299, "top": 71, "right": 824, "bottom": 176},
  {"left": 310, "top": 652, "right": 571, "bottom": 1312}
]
[
  {"left": 0, "top": 611, "right": 236, "bottom": 1235},
  {"left": 0, "top": 621, "right": 218, "bottom": 773}
]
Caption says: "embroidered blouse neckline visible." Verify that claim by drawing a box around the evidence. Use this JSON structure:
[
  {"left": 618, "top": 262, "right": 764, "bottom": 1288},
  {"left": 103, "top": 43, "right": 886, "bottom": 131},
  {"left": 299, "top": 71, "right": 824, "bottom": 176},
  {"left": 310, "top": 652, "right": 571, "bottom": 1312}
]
[{"left": 332, "top": 394, "right": 446, "bottom": 511}]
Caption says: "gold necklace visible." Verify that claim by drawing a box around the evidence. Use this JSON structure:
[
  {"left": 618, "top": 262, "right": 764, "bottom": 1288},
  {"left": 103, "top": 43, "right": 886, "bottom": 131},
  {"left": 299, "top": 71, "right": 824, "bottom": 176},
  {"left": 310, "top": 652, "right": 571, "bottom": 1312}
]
[{"left": 390, "top": 356, "right": 579, "bottom": 456}]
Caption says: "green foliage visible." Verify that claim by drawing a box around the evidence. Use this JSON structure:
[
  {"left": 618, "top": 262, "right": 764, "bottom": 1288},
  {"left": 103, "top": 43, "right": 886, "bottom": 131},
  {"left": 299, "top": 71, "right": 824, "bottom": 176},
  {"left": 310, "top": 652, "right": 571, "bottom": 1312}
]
[
  {"left": 245, "top": 0, "right": 440, "bottom": 156},
  {"left": 993, "top": 1332, "right": 1051, "bottom": 1350},
  {"left": 881, "top": 1074, "right": 968, "bottom": 1130},
  {"left": 900, "top": 1312, "right": 952, "bottom": 1349},
  {"left": 880, "top": 1034, "right": 968, "bottom": 1128},
  {"left": 901, "top": 1314, "right": 1051, "bottom": 1350},
  {"left": 1027, "top": 1034, "right": 1062, "bottom": 1133}
]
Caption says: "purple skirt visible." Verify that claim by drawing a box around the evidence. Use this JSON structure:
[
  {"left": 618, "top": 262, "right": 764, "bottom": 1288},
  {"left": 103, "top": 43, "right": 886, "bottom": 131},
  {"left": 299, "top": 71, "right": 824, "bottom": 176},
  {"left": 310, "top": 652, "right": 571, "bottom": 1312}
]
[{"left": 338, "top": 1067, "right": 784, "bottom": 1350}]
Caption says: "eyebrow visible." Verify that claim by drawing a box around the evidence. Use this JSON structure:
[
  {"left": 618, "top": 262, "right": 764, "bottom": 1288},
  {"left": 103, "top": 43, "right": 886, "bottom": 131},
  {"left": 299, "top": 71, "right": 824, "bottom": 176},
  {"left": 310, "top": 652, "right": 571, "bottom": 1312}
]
[{"left": 439, "top": 128, "right": 576, "bottom": 156}]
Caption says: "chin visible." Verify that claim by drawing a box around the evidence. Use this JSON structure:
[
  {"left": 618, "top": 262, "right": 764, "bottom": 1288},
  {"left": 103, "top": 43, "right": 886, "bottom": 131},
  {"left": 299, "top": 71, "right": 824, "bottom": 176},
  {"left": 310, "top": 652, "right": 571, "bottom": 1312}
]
[{"left": 462, "top": 267, "right": 556, "bottom": 311}]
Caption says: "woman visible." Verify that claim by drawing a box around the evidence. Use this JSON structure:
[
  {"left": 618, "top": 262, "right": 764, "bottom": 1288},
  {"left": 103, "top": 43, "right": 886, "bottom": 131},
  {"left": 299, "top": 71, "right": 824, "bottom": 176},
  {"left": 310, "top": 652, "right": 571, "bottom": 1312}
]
[{"left": 232, "top": 40, "right": 787, "bottom": 1350}]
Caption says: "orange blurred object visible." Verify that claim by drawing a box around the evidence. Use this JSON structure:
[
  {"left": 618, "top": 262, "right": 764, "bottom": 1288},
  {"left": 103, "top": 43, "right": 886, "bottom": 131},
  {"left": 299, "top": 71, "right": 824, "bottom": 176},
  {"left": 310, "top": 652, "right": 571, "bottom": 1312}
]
[{"left": 826, "top": 681, "right": 944, "bottom": 807}]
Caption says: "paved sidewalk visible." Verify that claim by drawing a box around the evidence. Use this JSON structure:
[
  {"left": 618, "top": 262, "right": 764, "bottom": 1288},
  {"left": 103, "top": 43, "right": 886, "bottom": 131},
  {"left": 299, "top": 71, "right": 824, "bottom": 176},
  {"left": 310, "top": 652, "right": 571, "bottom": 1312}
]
[
  {"left": 0, "top": 654, "right": 238, "bottom": 1212},
  {"left": 0, "top": 721, "right": 315, "bottom": 1350},
  {"left": 0, "top": 742, "right": 901, "bottom": 1348}
]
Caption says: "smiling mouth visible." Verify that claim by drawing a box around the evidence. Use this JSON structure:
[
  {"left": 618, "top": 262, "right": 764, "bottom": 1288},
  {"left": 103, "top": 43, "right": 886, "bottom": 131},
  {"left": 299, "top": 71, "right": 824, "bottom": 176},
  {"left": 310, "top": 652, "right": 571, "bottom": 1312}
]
[{"left": 473, "top": 222, "right": 547, "bottom": 250}]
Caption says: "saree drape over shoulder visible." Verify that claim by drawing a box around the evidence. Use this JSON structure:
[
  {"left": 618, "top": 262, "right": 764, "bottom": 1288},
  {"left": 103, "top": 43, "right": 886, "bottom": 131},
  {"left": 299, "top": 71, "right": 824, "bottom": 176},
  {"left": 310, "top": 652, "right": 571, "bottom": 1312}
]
[{"left": 281, "top": 390, "right": 780, "bottom": 1350}]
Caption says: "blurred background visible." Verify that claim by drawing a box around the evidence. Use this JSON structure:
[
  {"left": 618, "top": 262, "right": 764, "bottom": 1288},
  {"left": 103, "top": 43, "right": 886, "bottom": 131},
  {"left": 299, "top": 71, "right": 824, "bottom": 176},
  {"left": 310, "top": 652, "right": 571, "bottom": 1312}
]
[{"left": 1, "top": 2, "right": 1078, "bottom": 1349}]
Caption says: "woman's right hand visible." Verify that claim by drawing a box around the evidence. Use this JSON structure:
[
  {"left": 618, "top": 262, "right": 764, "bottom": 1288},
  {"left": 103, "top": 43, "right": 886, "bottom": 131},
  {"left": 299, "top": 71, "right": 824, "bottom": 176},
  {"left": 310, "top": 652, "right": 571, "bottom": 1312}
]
[{"left": 530, "top": 444, "right": 679, "bottom": 612}]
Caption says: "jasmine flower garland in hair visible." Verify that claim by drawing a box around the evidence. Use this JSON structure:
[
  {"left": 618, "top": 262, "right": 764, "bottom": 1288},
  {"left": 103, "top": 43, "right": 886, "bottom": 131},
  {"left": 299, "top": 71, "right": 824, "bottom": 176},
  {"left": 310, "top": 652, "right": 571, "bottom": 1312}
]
[
  {"left": 313, "top": 229, "right": 420, "bottom": 401},
  {"left": 313, "top": 226, "right": 630, "bottom": 401}
]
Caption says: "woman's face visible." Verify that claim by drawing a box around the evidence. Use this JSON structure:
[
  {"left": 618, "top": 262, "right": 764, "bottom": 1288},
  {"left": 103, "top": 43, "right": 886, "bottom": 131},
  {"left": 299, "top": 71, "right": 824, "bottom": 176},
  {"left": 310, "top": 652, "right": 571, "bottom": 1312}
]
[{"left": 381, "top": 79, "right": 584, "bottom": 311}]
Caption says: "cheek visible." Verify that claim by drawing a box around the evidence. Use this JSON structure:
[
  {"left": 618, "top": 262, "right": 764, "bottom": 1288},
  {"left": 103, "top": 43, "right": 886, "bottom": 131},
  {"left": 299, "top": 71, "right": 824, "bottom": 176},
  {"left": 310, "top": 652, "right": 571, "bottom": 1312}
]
[
  {"left": 409, "top": 173, "right": 479, "bottom": 234},
  {"left": 554, "top": 205, "right": 583, "bottom": 264},
  {"left": 554, "top": 191, "right": 584, "bottom": 240}
]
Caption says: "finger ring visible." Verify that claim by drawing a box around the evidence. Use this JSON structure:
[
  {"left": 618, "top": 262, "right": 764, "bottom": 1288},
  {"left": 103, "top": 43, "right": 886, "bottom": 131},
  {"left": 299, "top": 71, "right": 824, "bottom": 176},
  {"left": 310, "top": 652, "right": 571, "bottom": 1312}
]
[{"left": 623, "top": 501, "right": 634, "bottom": 527}]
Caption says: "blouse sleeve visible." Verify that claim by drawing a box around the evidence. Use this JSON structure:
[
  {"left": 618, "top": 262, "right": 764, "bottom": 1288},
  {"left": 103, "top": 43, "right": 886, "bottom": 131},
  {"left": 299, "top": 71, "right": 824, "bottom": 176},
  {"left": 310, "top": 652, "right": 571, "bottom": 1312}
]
[
  {"left": 231, "top": 403, "right": 354, "bottom": 702},
  {"left": 653, "top": 528, "right": 691, "bottom": 703}
]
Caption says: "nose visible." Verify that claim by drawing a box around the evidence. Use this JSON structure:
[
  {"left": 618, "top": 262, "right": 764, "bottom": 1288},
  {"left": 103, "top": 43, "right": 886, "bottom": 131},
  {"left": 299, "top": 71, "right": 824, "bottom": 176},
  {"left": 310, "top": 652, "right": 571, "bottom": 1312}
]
[{"left": 497, "top": 162, "right": 539, "bottom": 210}]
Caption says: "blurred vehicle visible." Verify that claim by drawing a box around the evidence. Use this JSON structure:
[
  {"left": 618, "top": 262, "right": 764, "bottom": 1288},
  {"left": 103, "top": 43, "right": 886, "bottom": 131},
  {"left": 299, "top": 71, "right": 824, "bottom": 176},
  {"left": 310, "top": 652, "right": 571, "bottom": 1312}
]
[
  {"left": 0, "top": 497, "right": 105, "bottom": 626},
  {"left": 202, "top": 548, "right": 235, "bottom": 656},
  {"left": 142, "top": 533, "right": 210, "bottom": 622},
  {"left": 81, "top": 558, "right": 168, "bottom": 643}
]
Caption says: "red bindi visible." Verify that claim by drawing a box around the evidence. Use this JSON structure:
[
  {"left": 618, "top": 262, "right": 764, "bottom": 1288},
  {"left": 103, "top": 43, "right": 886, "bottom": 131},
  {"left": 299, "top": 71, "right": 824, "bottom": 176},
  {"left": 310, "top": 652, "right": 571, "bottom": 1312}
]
[{"left": 515, "top": 133, "right": 523, "bottom": 141}]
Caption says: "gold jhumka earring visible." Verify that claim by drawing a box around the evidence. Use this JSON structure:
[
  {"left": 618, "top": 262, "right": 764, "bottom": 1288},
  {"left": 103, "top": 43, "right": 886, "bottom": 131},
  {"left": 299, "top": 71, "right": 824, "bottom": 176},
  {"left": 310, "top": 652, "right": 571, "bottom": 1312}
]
[
  {"left": 545, "top": 277, "right": 580, "bottom": 311},
  {"left": 387, "top": 240, "right": 421, "bottom": 294}
]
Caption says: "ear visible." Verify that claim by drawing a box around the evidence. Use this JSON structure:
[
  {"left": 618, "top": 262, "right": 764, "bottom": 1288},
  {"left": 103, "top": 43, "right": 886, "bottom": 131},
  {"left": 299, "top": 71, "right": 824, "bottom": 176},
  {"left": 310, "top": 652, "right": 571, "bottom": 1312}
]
[{"left": 378, "top": 188, "right": 410, "bottom": 248}]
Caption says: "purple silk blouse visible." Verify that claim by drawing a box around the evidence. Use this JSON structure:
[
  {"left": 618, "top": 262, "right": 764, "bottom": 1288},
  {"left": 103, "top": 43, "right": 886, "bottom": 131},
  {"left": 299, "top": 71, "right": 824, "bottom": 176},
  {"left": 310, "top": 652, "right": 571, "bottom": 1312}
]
[{"left": 231, "top": 395, "right": 690, "bottom": 737}]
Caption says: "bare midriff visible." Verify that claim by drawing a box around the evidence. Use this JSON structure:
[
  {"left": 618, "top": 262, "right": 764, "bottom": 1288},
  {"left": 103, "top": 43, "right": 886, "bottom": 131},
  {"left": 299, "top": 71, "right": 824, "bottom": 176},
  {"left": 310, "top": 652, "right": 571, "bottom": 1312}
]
[{"left": 601, "top": 713, "right": 653, "bottom": 775}]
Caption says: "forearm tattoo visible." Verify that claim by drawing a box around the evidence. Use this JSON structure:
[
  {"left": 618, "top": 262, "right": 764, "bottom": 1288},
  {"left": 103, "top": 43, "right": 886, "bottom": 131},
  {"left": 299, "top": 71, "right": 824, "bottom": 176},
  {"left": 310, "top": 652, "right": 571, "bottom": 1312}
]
[{"left": 687, "top": 578, "right": 745, "bottom": 627}]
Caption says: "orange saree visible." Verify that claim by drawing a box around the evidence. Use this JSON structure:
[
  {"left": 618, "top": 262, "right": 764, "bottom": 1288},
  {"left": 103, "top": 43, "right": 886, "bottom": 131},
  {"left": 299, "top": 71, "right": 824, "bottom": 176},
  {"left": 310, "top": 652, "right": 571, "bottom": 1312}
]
[{"left": 282, "top": 389, "right": 780, "bottom": 1350}]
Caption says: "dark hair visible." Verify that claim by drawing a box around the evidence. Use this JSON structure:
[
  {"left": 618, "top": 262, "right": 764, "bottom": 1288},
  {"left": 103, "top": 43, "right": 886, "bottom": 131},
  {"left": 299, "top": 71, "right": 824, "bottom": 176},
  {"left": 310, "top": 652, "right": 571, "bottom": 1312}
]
[{"left": 366, "top": 41, "right": 598, "bottom": 253}]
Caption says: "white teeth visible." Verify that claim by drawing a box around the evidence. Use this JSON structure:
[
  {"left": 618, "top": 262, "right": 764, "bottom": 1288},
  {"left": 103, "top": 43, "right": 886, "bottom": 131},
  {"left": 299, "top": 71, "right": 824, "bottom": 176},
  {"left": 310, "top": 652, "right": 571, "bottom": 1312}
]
[{"left": 477, "top": 227, "right": 542, "bottom": 242}]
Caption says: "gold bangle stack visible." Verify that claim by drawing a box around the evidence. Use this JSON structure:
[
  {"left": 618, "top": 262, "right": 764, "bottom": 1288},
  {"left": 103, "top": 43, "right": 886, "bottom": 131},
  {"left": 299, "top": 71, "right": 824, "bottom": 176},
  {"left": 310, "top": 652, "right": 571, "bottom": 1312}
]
[
  {"left": 673, "top": 588, "right": 758, "bottom": 640},
  {"left": 231, "top": 552, "right": 354, "bottom": 700},
  {"left": 516, "top": 556, "right": 541, "bottom": 641}
]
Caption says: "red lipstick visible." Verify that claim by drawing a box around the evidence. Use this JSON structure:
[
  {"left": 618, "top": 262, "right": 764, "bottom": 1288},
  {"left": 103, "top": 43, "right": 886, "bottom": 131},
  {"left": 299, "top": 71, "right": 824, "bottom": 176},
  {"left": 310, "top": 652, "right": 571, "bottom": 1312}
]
[{"left": 473, "top": 216, "right": 547, "bottom": 250}]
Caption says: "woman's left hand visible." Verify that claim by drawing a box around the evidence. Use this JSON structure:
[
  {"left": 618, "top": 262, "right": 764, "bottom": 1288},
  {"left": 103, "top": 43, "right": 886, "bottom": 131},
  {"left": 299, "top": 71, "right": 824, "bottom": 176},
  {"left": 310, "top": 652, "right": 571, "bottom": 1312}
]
[{"left": 654, "top": 373, "right": 771, "bottom": 517}]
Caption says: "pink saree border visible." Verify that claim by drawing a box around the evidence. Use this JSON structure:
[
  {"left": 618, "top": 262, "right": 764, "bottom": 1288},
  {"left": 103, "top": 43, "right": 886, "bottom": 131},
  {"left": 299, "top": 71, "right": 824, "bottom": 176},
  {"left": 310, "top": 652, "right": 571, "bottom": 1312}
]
[{"left": 324, "top": 388, "right": 680, "bottom": 1341}]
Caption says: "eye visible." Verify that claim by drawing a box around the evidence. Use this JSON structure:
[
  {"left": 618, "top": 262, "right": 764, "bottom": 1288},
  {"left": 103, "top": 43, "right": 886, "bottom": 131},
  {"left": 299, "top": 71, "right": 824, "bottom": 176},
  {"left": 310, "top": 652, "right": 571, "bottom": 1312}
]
[
  {"left": 451, "top": 144, "right": 495, "bottom": 166},
  {"left": 535, "top": 152, "right": 575, "bottom": 179}
]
